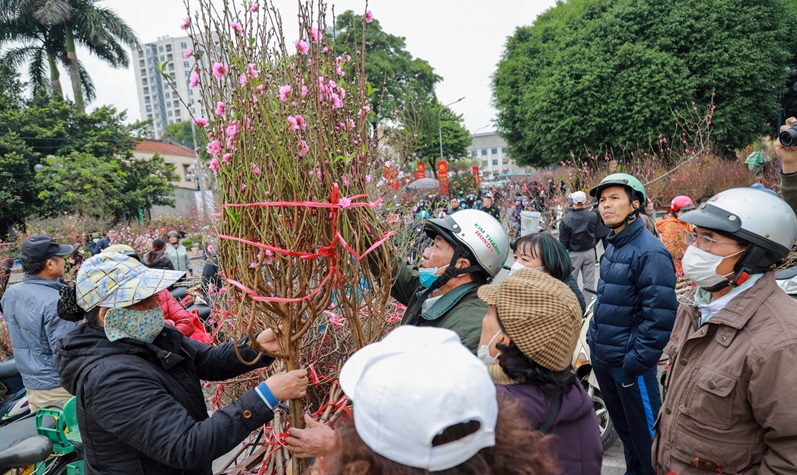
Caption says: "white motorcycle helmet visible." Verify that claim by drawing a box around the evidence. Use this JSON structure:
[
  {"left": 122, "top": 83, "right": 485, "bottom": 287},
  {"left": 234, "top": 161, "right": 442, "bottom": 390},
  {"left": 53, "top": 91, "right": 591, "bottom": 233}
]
[
  {"left": 680, "top": 188, "right": 797, "bottom": 282},
  {"left": 423, "top": 209, "right": 510, "bottom": 282}
]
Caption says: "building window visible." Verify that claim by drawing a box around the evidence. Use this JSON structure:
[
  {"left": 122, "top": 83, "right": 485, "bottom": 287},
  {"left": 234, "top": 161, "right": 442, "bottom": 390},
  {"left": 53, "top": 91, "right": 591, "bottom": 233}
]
[
  {"left": 158, "top": 46, "right": 163, "bottom": 52},
  {"left": 142, "top": 78, "right": 148, "bottom": 85},
  {"left": 471, "top": 150, "right": 477, "bottom": 157},
  {"left": 174, "top": 108, "right": 181, "bottom": 116},
  {"left": 165, "top": 92, "right": 170, "bottom": 98},
  {"left": 165, "top": 44, "right": 172, "bottom": 52},
  {"left": 492, "top": 159, "right": 499, "bottom": 166},
  {"left": 147, "top": 114, "right": 153, "bottom": 119},
  {"left": 138, "top": 49, "right": 144, "bottom": 58},
  {"left": 180, "top": 42, "right": 187, "bottom": 49},
  {"left": 173, "top": 100, "right": 179, "bottom": 108},
  {"left": 167, "top": 54, "right": 173, "bottom": 61},
  {"left": 168, "top": 63, "right": 174, "bottom": 71},
  {"left": 491, "top": 148, "right": 498, "bottom": 155},
  {"left": 146, "top": 105, "right": 152, "bottom": 112},
  {"left": 481, "top": 149, "right": 487, "bottom": 156},
  {"left": 183, "top": 61, "right": 190, "bottom": 68},
  {"left": 143, "top": 87, "right": 149, "bottom": 94},
  {"left": 175, "top": 118, "right": 182, "bottom": 123},
  {"left": 138, "top": 59, "right": 145, "bottom": 67},
  {"left": 168, "top": 111, "right": 173, "bottom": 117},
  {"left": 140, "top": 68, "right": 146, "bottom": 76},
  {"left": 185, "top": 71, "right": 190, "bottom": 78}
]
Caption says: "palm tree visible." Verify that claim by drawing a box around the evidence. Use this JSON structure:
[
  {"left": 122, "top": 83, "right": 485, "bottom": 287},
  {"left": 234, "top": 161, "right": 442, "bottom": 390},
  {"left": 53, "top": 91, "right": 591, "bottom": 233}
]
[{"left": 0, "top": 0, "right": 139, "bottom": 113}]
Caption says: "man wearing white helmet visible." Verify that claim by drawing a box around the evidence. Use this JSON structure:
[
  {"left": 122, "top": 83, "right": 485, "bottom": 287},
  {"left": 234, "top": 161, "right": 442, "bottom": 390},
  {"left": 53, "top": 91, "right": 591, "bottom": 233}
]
[
  {"left": 558, "top": 190, "right": 597, "bottom": 293},
  {"left": 391, "top": 209, "right": 511, "bottom": 353},
  {"left": 652, "top": 188, "right": 797, "bottom": 474}
]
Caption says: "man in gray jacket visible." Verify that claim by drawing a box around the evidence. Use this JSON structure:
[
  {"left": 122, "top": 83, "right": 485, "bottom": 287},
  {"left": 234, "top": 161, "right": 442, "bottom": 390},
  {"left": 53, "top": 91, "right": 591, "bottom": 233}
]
[{"left": 1, "top": 235, "right": 77, "bottom": 411}]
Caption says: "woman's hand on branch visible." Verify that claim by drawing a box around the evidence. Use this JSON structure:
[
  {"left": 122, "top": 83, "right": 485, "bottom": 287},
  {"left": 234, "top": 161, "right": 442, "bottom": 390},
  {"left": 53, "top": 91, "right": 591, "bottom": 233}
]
[
  {"left": 256, "top": 328, "right": 281, "bottom": 353},
  {"left": 265, "top": 369, "right": 308, "bottom": 400},
  {"left": 286, "top": 413, "right": 337, "bottom": 458}
]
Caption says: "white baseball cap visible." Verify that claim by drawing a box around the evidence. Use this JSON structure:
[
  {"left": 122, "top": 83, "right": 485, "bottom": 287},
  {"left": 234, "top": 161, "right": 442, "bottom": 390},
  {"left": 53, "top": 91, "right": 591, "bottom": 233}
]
[
  {"left": 339, "top": 326, "right": 498, "bottom": 471},
  {"left": 571, "top": 191, "right": 587, "bottom": 204}
]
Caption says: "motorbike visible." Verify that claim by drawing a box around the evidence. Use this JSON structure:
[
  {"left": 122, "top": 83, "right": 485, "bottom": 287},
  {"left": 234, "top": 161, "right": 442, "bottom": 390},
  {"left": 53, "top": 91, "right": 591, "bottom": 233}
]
[
  {"left": 775, "top": 264, "right": 797, "bottom": 299},
  {"left": 572, "top": 291, "right": 620, "bottom": 451},
  {"left": 0, "top": 358, "right": 30, "bottom": 425},
  {"left": 0, "top": 396, "right": 83, "bottom": 475}
]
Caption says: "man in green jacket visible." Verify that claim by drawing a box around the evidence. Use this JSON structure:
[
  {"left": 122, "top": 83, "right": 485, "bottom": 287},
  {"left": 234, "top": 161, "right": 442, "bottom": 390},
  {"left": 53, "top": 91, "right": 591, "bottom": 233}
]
[
  {"left": 777, "top": 116, "right": 797, "bottom": 215},
  {"left": 391, "top": 209, "right": 510, "bottom": 353}
]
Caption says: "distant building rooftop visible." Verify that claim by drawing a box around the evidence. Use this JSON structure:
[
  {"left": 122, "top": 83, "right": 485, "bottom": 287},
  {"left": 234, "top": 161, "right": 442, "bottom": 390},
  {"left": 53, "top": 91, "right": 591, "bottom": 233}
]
[{"left": 135, "top": 140, "right": 195, "bottom": 157}]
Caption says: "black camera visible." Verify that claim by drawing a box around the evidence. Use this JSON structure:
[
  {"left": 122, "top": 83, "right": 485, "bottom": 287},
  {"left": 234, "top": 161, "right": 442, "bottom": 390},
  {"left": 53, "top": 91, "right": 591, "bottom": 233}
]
[{"left": 781, "top": 123, "right": 797, "bottom": 147}]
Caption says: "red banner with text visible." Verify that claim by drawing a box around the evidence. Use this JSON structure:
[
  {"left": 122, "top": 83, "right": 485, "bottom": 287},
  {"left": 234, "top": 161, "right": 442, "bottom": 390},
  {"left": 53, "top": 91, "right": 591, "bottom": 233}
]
[
  {"left": 417, "top": 162, "right": 426, "bottom": 180},
  {"left": 472, "top": 166, "right": 481, "bottom": 186},
  {"left": 437, "top": 161, "right": 449, "bottom": 196}
]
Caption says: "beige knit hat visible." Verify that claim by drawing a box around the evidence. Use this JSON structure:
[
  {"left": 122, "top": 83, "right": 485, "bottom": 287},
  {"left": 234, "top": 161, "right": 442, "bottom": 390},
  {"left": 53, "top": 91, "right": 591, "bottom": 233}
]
[{"left": 477, "top": 268, "right": 581, "bottom": 371}]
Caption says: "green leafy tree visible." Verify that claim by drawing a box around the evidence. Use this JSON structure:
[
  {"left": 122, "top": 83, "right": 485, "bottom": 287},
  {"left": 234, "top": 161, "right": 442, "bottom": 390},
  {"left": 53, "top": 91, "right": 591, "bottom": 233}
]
[
  {"left": 0, "top": 0, "right": 139, "bottom": 112},
  {"left": 334, "top": 11, "right": 441, "bottom": 138},
  {"left": 165, "top": 120, "right": 208, "bottom": 160},
  {"left": 413, "top": 102, "right": 471, "bottom": 178},
  {"left": 493, "top": 0, "right": 797, "bottom": 167}
]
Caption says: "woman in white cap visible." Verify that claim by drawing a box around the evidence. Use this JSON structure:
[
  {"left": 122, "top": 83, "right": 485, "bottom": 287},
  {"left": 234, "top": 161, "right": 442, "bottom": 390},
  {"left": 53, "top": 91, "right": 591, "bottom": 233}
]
[
  {"left": 56, "top": 252, "right": 308, "bottom": 475},
  {"left": 317, "top": 326, "right": 558, "bottom": 474},
  {"left": 476, "top": 268, "right": 602, "bottom": 474}
]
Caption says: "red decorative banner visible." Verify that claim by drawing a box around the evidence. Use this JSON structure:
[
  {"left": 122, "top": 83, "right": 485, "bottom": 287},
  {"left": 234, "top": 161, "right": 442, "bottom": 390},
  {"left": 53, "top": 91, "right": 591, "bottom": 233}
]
[
  {"left": 472, "top": 166, "right": 481, "bottom": 186},
  {"left": 438, "top": 161, "right": 449, "bottom": 196},
  {"left": 417, "top": 162, "right": 426, "bottom": 180},
  {"left": 384, "top": 166, "right": 399, "bottom": 191}
]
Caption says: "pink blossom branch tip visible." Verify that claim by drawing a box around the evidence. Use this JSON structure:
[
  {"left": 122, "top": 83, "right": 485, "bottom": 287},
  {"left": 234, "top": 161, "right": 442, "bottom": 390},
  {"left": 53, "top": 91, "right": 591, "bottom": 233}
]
[
  {"left": 249, "top": 3, "right": 259, "bottom": 12},
  {"left": 365, "top": 10, "right": 373, "bottom": 23},
  {"left": 183, "top": 48, "right": 193, "bottom": 58},
  {"left": 295, "top": 40, "right": 309, "bottom": 55},
  {"left": 230, "top": 22, "right": 243, "bottom": 36},
  {"left": 193, "top": 117, "right": 209, "bottom": 128},
  {"left": 279, "top": 85, "right": 291, "bottom": 101},
  {"left": 212, "top": 62, "right": 229, "bottom": 80},
  {"left": 180, "top": 17, "right": 191, "bottom": 29}
]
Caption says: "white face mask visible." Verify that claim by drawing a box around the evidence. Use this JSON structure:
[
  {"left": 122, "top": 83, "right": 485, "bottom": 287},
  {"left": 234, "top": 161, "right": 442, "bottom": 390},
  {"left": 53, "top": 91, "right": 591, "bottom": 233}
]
[
  {"left": 681, "top": 246, "right": 745, "bottom": 289},
  {"left": 477, "top": 330, "right": 502, "bottom": 365},
  {"left": 508, "top": 261, "right": 544, "bottom": 276}
]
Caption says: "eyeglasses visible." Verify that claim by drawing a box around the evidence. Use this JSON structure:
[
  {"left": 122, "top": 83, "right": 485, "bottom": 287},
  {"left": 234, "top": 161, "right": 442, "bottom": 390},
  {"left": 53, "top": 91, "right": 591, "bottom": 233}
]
[{"left": 684, "top": 232, "right": 739, "bottom": 251}]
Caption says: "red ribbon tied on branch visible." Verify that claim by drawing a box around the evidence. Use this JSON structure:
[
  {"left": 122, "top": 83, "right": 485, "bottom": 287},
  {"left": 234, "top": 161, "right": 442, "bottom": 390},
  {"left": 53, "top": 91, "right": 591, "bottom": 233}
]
[{"left": 220, "top": 183, "right": 393, "bottom": 303}]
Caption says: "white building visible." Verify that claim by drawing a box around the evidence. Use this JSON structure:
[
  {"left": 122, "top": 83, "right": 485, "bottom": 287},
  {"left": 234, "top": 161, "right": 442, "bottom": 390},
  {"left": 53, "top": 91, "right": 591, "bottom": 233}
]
[
  {"left": 467, "top": 131, "right": 531, "bottom": 180},
  {"left": 132, "top": 36, "right": 204, "bottom": 139}
]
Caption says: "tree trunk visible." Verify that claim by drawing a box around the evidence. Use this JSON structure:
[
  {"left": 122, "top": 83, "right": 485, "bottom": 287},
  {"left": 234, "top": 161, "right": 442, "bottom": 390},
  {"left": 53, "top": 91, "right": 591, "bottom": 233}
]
[
  {"left": 47, "top": 52, "right": 63, "bottom": 99},
  {"left": 65, "top": 28, "right": 84, "bottom": 113}
]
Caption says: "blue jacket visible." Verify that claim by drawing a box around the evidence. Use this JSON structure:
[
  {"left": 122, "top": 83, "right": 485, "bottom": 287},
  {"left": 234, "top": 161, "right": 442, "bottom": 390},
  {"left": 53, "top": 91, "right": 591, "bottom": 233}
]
[
  {"left": 0, "top": 275, "right": 78, "bottom": 389},
  {"left": 587, "top": 217, "right": 677, "bottom": 381}
]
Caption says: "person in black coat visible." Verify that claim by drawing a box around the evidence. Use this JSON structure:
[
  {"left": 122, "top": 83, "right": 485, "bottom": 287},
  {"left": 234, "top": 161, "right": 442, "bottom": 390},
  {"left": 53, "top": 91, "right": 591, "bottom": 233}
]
[
  {"left": 57, "top": 253, "right": 308, "bottom": 475},
  {"left": 144, "top": 238, "right": 175, "bottom": 270}
]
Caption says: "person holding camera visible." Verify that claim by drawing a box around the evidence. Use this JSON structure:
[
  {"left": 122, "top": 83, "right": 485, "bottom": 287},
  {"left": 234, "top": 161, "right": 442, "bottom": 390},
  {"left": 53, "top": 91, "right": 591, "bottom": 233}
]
[{"left": 776, "top": 116, "right": 797, "bottom": 214}]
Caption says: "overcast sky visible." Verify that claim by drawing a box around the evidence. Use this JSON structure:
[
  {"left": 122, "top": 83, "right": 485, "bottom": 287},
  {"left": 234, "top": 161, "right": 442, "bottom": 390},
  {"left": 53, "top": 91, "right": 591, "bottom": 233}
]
[{"left": 74, "top": 0, "right": 558, "bottom": 133}]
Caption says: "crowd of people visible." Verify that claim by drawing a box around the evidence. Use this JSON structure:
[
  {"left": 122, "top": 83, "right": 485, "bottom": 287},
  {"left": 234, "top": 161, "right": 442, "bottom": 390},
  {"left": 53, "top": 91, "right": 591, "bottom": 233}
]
[{"left": 0, "top": 119, "right": 796, "bottom": 474}]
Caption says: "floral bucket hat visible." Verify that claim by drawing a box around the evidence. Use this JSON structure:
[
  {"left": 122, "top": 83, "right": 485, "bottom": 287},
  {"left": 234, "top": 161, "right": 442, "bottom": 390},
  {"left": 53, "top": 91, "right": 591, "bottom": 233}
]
[{"left": 76, "top": 253, "right": 184, "bottom": 311}]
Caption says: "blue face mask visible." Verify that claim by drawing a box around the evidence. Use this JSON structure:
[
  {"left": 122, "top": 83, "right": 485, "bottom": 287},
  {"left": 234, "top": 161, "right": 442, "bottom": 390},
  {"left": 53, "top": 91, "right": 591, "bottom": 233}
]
[{"left": 419, "top": 267, "right": 442, "bottom": 289}]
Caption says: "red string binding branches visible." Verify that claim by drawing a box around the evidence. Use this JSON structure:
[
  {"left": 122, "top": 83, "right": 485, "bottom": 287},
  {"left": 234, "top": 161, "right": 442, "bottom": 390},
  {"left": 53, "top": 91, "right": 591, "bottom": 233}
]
[{"left": 219, "top": 183, "right": 393, "bottom": 304}]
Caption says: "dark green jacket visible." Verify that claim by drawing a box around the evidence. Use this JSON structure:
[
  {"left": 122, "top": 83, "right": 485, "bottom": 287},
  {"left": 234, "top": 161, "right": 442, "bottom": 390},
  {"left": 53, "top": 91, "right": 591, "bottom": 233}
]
[
  {"left": 392, "top": 262, "right": 486, "bottom": 353},
  {"left": 781, "top": 171, "right": 797, "bottom": 216}
]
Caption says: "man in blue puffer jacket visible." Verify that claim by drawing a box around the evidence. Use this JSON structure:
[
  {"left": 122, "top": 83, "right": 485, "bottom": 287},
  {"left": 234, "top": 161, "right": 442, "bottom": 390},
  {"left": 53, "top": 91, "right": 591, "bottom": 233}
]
[{"left": 587, "top": 173, "right": 677, "bottom": 475}]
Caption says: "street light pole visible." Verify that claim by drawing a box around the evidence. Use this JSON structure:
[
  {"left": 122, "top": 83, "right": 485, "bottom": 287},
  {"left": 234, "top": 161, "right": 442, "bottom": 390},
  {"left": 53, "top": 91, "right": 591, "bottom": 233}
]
[{"left": 438, "top": 97, "right": 465, "bottom": 161}]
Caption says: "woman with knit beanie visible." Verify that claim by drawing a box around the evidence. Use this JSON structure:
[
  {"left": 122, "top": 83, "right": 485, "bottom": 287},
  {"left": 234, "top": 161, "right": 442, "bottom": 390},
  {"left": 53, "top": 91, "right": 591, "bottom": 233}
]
[{"left": 477, "top": 267, "right": 602, "bottom": 474}]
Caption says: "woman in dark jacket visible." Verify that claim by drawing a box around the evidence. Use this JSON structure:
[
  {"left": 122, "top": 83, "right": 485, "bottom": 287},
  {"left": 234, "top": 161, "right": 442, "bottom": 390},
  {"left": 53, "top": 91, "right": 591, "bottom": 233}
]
[
  {"left": 477, "top": 268, "right": 602, "bottom": 474},
  {"left": 56, "top": 253, "right": 308, "bottom": 475},
  {"left": 144, "top": 238, "right": 175, "bottom": 270},
  {"left": 510, "top": 233, "right": 587, "bottom": 313}
]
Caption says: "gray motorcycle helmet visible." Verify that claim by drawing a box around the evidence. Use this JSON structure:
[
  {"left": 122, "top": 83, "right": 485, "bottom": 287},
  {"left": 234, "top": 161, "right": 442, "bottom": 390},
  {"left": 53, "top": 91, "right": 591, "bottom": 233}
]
[
  {"left": 423, "top": 209, "right": 510, "bottom": 280},
  {"left": 680, "top": 188, "right": 797, "bottom": 275}
]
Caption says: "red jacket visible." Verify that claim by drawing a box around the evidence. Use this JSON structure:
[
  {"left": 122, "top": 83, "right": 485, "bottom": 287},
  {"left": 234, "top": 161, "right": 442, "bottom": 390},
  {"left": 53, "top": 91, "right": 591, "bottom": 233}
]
[{"left": 155, "top": 289, "right": 194, "bottom": 337}]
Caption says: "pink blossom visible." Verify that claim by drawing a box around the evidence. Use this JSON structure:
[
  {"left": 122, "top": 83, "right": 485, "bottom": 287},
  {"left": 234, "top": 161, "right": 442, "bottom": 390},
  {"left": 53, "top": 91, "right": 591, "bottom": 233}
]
[
  {"left": 241, "top": 183, "right": 246, "bottom": 191},
  {"left": 346, "top": 119, "right": 355, "bottom": 129},
  {"left": 310, "top": 27, "right": 322, "bottom": 43},
  {"left": 252, "top": 163, "right": 261, "bottom": 175},
  {"left": 301, "top": 85, "right": 309, "bottom": 97},
  {"left": 279, "top": 85, "right": 291, "bottom": 101},
  {"left": 215, "top": 101, "right": 225, "bottom": 116},
  {"left": 180, "top": 17, "right": 191, "bottom": 30},
  {"left": 250, "top": 3, "right": 259, "bottom": 12},
  {"left": 209, "top": 158, "right": 220, "bottom": 174},
  {"left": 365, "top": 10, "right": 373, "bottom": 23},
  {"left": 339, "top": 197, "right": 352, "bottom": 209},
  {"left": 295, "top": 40, "right": 309, "bottom": 55},
  {"left": 344, "top": 54, "right": 351, "bottom": 62},
  {"left": 385, "top": 160, "right": 393, "bottom": 168},
  {"left": 212, "top": 62, "right": 229, "bottom": 80},
  {"left": 206, "top": 140, "right": 222, "bottom": 157},
  {"left": 189, "top": 71, "right": 199, "bottom": 88},
  {"left": 183, "top": 47, "right": 193, "bottom": 58},
  {"left": 231, "top": 22, "right": 244, "bottom": 36},
  {"left": 322, "top": 47, "right": 329, "bottom": 54},
  {"left": 295, "top": 115, "right": 306, "bottom": 130},
  {"left": 365, "top": 175, "right": 372, "bottom": 183},
  {"left": 226, "top": 121, "right": 239, "bottom": 139},
  {"left": 297, "top": 140, "right": 309, "bottom": 156},
  {"left": 336, "top": 67, "right": 345, "bottom": 76},
  {"left": 247, "top": 63, "right": 259, "bottom": 78},
  {"left": 239, "top": 73, "right": 248, "bottom": 86},
  {"left": 222, "top": 153, "right": 232, "bottom": 163},
  {"left": 193, "top": 117, "right": 209, "bottom": 128},
  {"left": 287, "top": 115, "right": 299, "bottom": 132},
  {"left": 331, "top": 93, "right": 343, "bottom": 109}
]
